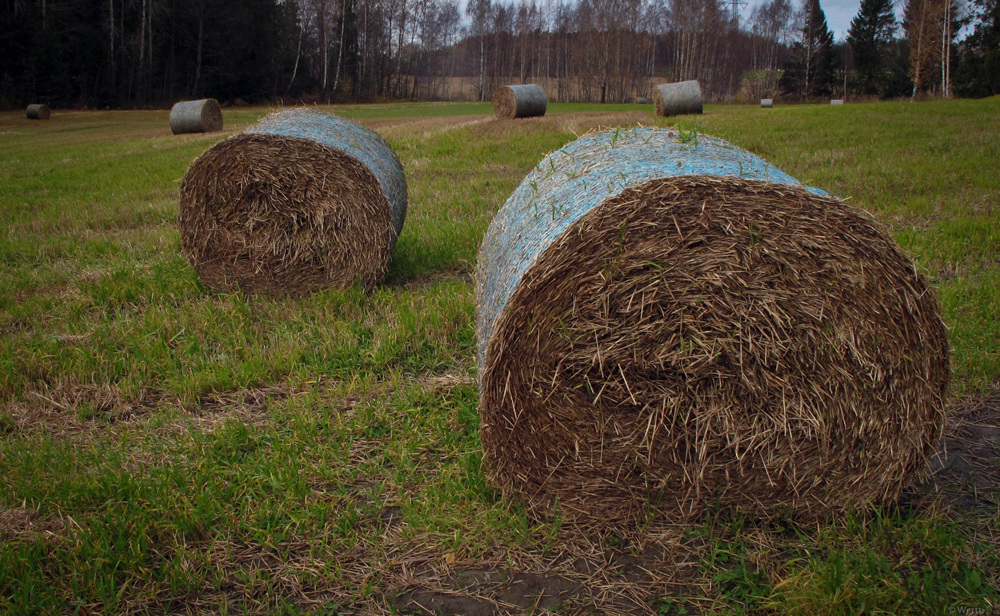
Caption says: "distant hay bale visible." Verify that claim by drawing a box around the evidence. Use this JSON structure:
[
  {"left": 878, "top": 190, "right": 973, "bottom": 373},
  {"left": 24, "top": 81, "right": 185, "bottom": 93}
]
[
  {"left": 170, "top": 99, "right": 223, "bottom": 134},
  {"left": 654, "top": 80, "right": 703, "bottom": 116},
  {"left": 831, "top": 99, "right": 845, "bottom": 105},
  {"left": 179, "top": 108, "right": 407, "bottom": 295},
  {"left": 493, "top": 84, "right": 547, "bottom": 119},
  {"left": 476, "top": 127, "right": 949, "bottom": 526},
  {"left": 26, "top": 104, "right": 51, "bottom": 120},
  {"left": 761, "top": 98, "right": 774, "bottom": 108},
  {"left": 635, "top": 96, "right": 652, "bottom": 104}
]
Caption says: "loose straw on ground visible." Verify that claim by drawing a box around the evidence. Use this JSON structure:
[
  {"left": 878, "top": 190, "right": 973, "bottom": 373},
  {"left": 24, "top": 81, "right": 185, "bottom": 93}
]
[
  {"left": 493, "top": 85, "right": 547, "bottom": 119},
  {"left": 476, "top": 127, "right": 949, "bottom": 528},
  {"left": 179, "top": 108, "right": 407, "bottom": 295},
  {"left": 170, "top": 99, "right": 223, "bottom": 134}
]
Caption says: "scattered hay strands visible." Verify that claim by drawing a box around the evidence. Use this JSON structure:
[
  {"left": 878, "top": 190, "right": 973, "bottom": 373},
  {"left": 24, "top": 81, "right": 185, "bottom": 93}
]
[
  {"left": 493, "top": 84, "right": 548, "bottom": 119},
  {"left": 476, "top": 127, "right": 949, "bottom": 527},
  {"left": 169, "top": 98, "right": 223, "bottom": 134},
  {"left": 179, "top": 108, "right": 407, "bottom": 295},
  {"left": 26, "top": 104, "right": 51, "bottom": 120},
  {"left": 654, "top": 80, "right": 703, "bottom": 116}
]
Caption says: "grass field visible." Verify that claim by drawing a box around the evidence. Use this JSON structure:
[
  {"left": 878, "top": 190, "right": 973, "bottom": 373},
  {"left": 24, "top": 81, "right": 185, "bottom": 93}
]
[{"left": 1, "top": 98, "right": 998, "bottom": 615}]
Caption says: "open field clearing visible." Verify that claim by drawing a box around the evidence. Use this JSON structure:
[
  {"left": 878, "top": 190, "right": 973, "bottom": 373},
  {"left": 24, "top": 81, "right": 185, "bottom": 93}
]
[{"left": 1, "top": 99, "right": 998, "bottom": 614}]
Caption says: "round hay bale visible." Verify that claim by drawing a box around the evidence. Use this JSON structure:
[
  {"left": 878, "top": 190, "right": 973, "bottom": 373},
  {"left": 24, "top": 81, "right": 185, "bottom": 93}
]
[
  {"left": 170, "top": 98, "right": 224, "bottom": 134},
  {"left": 179, "top": 108, "right": 407, "bottom": 295},
  {"left": 831, "top": 99, "right": 845, "bottom": 105},
  {"left": 761, "top": 98, "right": 774, "bottom": 108},
  {"left": 26, "top": 104, "right": 51, "bottom": 120},
  {"left": 476, "top": 127, "right": 949, "bottom": 525},
  {"left": 654, "top": 80, "right": 703, "bottom": 117},
  {"left": 493, "top": 84, "right": 547, "bottom": 119}
]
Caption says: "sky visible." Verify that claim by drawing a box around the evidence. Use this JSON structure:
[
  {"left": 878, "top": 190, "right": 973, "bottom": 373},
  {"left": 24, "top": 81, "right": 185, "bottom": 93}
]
[{"left": 746, "top": 0, "right": 866, "bottom": 41}]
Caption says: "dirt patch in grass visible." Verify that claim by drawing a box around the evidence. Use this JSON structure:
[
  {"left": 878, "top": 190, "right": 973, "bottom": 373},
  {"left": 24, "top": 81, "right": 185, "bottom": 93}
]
[
  {"left": 0, "top": 507, "right": 73, "bottom": 544},
  {"left": 183, "top": 385, "right": 288, "bottom": 432},
  {"left": 3, "top": 383, "right": 165, "bottom": 435},
  {"left": 389, "top": 530, "right": 706, "bottom": 615},
  {"left": 904, "top": 383, "right": 1000, "bottom": 520},
  {"left": 386, "top": 265, "right": 475, "bottom": 290},
  {"left": 906, "top": 384, "right": 1000, "bottom": 513}
]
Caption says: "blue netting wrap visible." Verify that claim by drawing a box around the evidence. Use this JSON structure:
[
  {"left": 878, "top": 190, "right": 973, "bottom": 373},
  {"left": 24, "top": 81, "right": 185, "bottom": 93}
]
[
  {"left": 248, "top": 108, "right": 407, "bottom": 240},
  {"left": 476, "top": 126, "right": 825, "bottom": 376}
]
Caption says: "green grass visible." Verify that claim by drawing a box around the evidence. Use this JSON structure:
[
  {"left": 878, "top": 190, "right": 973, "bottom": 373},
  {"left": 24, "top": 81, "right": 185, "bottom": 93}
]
[{"left": 1, "top": 98, "right": 998, "bottom": 614}]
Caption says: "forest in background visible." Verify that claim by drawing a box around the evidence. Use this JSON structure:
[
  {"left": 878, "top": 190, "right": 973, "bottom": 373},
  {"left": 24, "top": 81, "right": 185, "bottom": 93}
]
[{"left": 1, "top": 0, "right": 997, "bottom": 110}]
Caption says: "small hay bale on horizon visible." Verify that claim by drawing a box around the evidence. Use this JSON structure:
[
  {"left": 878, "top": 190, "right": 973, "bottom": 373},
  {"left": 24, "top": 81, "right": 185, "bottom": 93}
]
[
  {"left": 761, "top": 98, "right": 774, "bottom": 108},
  {"left": 493, "top": 84, "right": 547, "bottom": 119},
  {"left": 26, "top": 104, "right": 51, "bottom": 120},
  {"left": 179, "top": 108, "right": 407, "bottom": 296},
  {"left": 170, "top": 98, "right": 224, "bottom": 134},
  {"left": 654, "top": 80, "right": 703, "bottom": 116},
  {"left": 476, "top": 127, "right": 949, "bottom": 527}
]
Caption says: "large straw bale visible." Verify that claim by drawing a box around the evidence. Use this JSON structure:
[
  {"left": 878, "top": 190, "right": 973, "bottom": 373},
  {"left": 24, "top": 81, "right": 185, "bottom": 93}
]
[
  {"left": 493, "top": 84, "right": 547, "bottom": 119},
  {"left": 654, "top": 81, "right": 703, "bottom": 116},
  {"left": 476, "top": 127, "right": 949, "bottom": 526},
  {"left": 26, "top": 104, "right": 51, "bottom": 120},
  {"left": 170, "top": 98, "right": 223, "bottom": 134},
  {"left": 179, "top": 108, "right": 407, "bottom": 295}
]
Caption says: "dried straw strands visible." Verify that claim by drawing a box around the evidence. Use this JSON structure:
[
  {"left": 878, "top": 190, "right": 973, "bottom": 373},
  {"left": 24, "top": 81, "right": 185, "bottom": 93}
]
[
  {"left": 654, "top": 80, "right": 703, "bottom": 116},
  {"left": 493, "top": 84, "right": 548, "bottom": 119},
  {"left": 476, "top": 127, "right": 949, "bottom": 526},
  {"left": 179, "top": 108, "right": 407, "bottom": 295},
  {"left": 170, "top": 99, "right": 223, "bottom": 134},
  {"left": 26, "top": 104, "right": 51, "bottom": 120}
]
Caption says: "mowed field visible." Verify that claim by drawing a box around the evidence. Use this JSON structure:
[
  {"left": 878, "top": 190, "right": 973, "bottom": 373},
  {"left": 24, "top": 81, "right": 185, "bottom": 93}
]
[{"left": 1, "top": 99, "right": 998, "bottom": 615}]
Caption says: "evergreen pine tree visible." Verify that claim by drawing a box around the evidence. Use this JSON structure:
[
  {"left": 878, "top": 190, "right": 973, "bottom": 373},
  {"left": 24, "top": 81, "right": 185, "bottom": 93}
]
[
  {"left": 847, "top": 0, "right": 899, "bottom": 95},
  {"left": 780, "top": 0, "right": 838, "bottom": 98},
  {"left": 954, "top": 0, "right": 1000, "bottom": 96}
]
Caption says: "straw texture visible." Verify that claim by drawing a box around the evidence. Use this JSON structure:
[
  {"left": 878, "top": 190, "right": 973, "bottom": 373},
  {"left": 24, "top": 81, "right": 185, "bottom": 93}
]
[
  {"left": 493, "top": 85, "right": 548, "bottom": 119},
  {"left": 476, "top": 127, "right": 949, "bottom": 526},
  {"left": 654, "top": 81, "right": 703, "bottom": 116},
  {"left": 170, "top": 99, "right": 223, "bottom": 134},
  {"left": 26, "top": 104, "right": 51, "bottom": 120},
  {"left": 179, "top": 108, "right": 407, "bottom": 295}
]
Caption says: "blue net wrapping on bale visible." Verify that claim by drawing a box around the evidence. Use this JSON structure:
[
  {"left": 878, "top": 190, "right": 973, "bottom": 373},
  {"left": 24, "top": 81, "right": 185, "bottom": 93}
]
[
  {"left": 180, "top": 108, "right": 407, "bottom": 295},
  {"left": 476, "top": 127, "right": 949, "bottom": 527}
]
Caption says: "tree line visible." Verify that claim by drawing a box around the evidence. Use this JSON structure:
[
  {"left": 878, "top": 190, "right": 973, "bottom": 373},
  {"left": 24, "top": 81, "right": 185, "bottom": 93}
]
[{"left": 1, "top": 0, "right": 997, "bottom": 110}]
